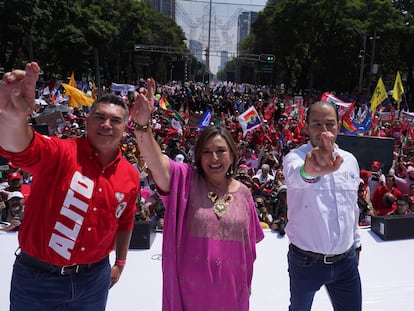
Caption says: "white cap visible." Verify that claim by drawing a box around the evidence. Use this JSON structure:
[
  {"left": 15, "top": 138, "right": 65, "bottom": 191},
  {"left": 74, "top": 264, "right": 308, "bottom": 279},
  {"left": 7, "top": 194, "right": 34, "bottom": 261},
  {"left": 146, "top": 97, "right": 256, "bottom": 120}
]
[
  {"left": 7, "top": 191, "right": 24, "bottom": 201},
  {"left": 175, "top": 154, "right": 185, "bottom": 163}
]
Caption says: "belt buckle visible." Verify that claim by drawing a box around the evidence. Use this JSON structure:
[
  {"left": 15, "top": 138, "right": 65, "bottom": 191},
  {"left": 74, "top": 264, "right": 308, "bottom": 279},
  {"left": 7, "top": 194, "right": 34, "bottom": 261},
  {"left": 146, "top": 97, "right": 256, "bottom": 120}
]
[
  {"left": 323, "top": 255, "right": 335, "bottom": 265},
  {"left": 60, "top": 265, "right": 80, "bottom": 275}
]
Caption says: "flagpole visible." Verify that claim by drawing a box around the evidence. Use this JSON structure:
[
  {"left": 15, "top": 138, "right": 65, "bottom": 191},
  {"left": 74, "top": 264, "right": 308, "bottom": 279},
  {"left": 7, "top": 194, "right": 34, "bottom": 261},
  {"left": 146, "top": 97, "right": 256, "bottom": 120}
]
[{"left": 403, "top": 92, "right": 409, "bottom": 112}]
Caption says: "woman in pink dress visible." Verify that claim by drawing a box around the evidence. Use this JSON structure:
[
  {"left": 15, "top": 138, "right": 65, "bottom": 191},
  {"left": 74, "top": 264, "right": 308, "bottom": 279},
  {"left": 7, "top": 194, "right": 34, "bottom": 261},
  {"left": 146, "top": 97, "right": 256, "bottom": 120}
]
[{"left": 131, "top": 79, "right": 264, "bottom": 311}]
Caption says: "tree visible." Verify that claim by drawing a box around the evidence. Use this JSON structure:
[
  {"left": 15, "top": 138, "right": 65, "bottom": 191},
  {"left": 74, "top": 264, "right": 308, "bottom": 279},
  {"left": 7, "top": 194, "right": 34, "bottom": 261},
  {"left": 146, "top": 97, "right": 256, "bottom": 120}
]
[
  {"left": 248, "top": 0, "right": 408, "bottom": 97},
  {"left": 0, "top": 0, "right": 190, "bottom": 85}
]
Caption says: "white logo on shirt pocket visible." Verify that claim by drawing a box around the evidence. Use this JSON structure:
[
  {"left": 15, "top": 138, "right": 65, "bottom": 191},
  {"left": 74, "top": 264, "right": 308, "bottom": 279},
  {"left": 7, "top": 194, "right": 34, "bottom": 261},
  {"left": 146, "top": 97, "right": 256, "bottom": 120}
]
[{"left": 115, "top": 192, "right": 125, "bottom": 202}]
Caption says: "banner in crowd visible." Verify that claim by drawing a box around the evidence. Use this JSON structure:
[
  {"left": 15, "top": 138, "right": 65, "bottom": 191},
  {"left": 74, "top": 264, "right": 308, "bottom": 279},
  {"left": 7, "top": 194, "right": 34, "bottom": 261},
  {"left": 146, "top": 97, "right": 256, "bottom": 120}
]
[
  {"left": 238, "top": 105, "right": 262, "bottom": 136},
  {"left": 110, "top": 83, "right": 136, "bottom": 94},
  {"left": 401, "top": 111, "right": 414, "bottom": 125}
]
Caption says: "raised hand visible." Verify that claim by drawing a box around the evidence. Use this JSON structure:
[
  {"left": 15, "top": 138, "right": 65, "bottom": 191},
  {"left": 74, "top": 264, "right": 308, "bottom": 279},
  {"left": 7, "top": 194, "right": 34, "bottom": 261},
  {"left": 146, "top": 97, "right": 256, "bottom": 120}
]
[
  {"left": 0, "top": 62, "right": 40, "bottom": 119},
  {"left": 304, "top": 132, "right": 343, "bottom": 176},
  {"left": 0, "top": 62, "right": 40, "bottom": 152},
  {"left": 131, "top": 78, "right": 156, "bottom": 126}
]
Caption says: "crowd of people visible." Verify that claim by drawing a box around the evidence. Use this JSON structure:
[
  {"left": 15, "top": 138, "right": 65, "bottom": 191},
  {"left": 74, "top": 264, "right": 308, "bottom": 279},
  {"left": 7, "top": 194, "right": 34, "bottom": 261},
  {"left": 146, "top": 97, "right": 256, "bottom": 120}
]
[
  {"left": 1, "top": 62, "right": 414, "bottom": 310},
  {"left": 24, "top": 83, "right": 413, "bottom": 228}
]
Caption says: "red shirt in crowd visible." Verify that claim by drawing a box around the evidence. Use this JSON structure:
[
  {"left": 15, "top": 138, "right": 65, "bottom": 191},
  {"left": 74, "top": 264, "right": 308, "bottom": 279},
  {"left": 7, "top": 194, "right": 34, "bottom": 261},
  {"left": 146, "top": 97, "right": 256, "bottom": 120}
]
[{"left": 372, "top": 185, "right": 401, "bottom": 216}]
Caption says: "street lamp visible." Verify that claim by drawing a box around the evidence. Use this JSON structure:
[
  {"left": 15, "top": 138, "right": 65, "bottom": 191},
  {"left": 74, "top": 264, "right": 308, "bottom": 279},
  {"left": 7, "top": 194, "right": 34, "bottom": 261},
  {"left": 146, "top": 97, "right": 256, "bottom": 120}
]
[
  {"left": 358, "top": 34, "right": 367, "bottom": 94},
  {"left": 205, "top": 0, "right": 212, "bottom": 74},
  {"left": 369, "top": 28, "right": 380, "bottom": 75},
  {"left": 169, "top": 63, "right": 174, "bottom": 81},
  {"left": 348, "top": 23, "right": 367, "bottom": 94}
]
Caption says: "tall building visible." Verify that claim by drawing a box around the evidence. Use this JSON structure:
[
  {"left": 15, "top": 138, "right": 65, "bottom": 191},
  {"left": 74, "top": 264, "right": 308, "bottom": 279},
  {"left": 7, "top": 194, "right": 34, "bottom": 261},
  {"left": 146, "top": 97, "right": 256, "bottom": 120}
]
[
  {"left": 218, "top": 51, "right": 229, "bottom": 72},
  {"left": 142, "top": 0, "right": 176, "bottom": 20},
  {"left": 237, "top": 11, "right": 257, "bottom": 55},
  {"left": 189, "top": 40, "right": 203, "bottom": 62}
]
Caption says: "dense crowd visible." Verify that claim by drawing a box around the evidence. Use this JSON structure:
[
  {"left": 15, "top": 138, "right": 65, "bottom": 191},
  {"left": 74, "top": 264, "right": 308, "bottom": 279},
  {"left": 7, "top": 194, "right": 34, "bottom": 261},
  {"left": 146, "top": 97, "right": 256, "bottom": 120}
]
[{"left": 1, "top": 80, "right": 413, "bottom": 234}]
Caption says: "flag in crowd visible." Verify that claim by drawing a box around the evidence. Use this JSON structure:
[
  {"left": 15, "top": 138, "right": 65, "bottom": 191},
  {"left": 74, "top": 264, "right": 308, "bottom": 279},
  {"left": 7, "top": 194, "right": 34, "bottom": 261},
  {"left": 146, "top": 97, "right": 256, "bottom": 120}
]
[
  {"left": 370, "top": 77, "right": 388, "bottom": 111},
  {"left": 61, "top": 83, "right": 94, "bottom": 107},
  {"left": 158, "top": 96, "right": 184, "bottom": 123},
  {"left": 238, "top": 105, "right": 262, "bottom": 136},
  {"left": 198, "top": 109, "right": 213, "bottom": 130},
  {"left": 341, "top": 101, "right": 357, "bottom": 133},
  {"left": 392, "top": 71, "right": 404, "bottom": 109},
  {"left": 171, "top": 118, "right": 183, "bottom": 135},
  {"left": 69, "top": 71, "right": 77, "bottom": 88},
  {"left": 320, "top": 92, "right": 374, "bottom": 135},
  {"left": 32, "top": 67, "right": 411, "bottom": 142},
  {"left": 320, "top": 92, "right": 353, "bottom": 119},
  {"left": 341, "top": 108, "right": 372, "bottom": 135}
]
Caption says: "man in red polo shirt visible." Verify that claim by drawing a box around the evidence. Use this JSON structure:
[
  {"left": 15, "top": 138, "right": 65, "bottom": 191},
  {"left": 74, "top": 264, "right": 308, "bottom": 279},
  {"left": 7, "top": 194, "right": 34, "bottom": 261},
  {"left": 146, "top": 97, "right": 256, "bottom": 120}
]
[{"left": 0, "top": 62, "right": 140, "bottom": 310}]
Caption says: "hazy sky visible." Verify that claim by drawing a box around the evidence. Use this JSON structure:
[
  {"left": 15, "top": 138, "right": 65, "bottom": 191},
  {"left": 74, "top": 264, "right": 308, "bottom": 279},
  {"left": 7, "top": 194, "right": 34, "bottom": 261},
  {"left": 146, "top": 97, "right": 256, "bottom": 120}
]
[{"left": 176, "top": 0, "right": 268, "bottom": 74}]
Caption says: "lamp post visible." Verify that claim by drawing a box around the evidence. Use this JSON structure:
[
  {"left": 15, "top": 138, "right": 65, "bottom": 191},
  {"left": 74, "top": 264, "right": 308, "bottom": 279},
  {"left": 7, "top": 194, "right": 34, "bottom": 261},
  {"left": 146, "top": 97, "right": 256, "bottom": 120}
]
[
  {"left": 205, "top": 0, "right": 212, "bottom": 74},
  {"left": 369, "top": 28, "right": 380, "bottom": 75},
  {"left": 367, "top": 28, "right": 380, "bottom": 93},
  {"left": 358, "top": 34, "right": 367, "bottom": 94},
  {"left": 169, "top": 63, "right": 174, "bottom": 81},
  {"left": 348, "top": 23, "right": 367, "bottom": 94}
]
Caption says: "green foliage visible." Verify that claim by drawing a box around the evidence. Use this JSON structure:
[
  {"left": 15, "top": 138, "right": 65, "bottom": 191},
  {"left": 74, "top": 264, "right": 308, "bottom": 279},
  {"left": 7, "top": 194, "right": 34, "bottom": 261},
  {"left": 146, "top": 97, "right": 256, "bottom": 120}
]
[
  {"left": 243, "top": 0, "right": 414, "bottom": 95},
  {"left": 1, "top": 0, "right": 414, "bottom": 95},
  {"left": 0, "top": 0, "right": 189, "bottom": 84}
]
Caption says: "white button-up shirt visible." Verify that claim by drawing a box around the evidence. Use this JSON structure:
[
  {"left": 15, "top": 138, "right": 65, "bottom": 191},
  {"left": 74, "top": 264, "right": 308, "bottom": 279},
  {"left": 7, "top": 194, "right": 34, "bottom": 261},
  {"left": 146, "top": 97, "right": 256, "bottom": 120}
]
[{"left": 283, "top": 142, "right": 361, "bottom": 255}]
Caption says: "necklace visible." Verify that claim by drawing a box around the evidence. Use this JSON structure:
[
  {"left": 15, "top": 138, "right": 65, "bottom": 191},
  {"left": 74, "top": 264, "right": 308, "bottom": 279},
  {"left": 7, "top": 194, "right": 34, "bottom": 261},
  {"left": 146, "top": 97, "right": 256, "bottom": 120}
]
[{"left": 207, "top": 183, "right": 234, "bottom": 218}]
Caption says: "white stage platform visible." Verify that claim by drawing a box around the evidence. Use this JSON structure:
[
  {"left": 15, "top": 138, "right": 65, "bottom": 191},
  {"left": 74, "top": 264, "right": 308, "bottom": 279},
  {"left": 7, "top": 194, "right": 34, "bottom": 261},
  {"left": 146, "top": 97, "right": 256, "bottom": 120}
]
[{"left": 1, "top": 228, "right": 413, "bottom": 310}]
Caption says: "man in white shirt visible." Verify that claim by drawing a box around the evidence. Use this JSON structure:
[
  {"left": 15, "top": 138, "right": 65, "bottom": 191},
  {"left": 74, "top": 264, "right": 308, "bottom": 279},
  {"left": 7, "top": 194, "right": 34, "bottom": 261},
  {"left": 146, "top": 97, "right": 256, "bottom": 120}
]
[{"left": 283, "top": 101, "right": 362, "bottom": 311}]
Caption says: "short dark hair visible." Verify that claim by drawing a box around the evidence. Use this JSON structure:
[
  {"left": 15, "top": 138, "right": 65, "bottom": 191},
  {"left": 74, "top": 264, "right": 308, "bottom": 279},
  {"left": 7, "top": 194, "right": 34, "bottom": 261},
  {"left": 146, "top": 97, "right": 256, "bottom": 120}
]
[
  {"left": 397, "top": 195, "right": 412, "bottom": 208},
  {"left": 306, "top": 101, "right": 339, "bottom": 123},
  {"left": 90, "top": 93, "right": 129, "bottom": 122},
  {"left": 194, "top": 126, "right": 239, "bottom": 178}
]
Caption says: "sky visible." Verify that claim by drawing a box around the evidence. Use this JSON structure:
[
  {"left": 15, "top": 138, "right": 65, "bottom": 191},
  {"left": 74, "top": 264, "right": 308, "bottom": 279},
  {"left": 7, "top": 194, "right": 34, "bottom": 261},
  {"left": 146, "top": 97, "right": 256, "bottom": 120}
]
[{"left": 176, "top": 0, "right": 268, "bottom": 74}]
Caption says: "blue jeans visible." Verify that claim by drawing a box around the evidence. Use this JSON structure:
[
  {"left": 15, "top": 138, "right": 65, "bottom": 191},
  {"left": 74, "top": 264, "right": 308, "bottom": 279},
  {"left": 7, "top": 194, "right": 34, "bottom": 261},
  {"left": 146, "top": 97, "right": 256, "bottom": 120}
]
[
  {"left": 10, "top": 256, "right": 111, "bottom": 311},
  {"left": 288, "top": 246, "right": 362, "bottom": 311}
]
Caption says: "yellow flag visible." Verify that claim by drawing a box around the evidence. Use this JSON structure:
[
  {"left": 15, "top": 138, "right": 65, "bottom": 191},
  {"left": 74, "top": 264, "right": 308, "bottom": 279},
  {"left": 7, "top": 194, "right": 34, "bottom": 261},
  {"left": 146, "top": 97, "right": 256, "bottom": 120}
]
[
  {"left": 69, "top": 71, "right": 77, "bottom": 88},
  {"left": 61, "top": 83, "right": 94, "bottom": 107},
  {"left": 392, "top": 71, "right": 404, "bottom": 109},
  {"left": 370, "top": 77, "right": 388, "bottom": 111}
]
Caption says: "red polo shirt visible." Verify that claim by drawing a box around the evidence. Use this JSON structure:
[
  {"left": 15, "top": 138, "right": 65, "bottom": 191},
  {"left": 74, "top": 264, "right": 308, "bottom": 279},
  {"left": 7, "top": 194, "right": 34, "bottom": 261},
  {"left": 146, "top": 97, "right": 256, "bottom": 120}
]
[{"left": 0, "top": 131, "right": 139, "bottom": 266}]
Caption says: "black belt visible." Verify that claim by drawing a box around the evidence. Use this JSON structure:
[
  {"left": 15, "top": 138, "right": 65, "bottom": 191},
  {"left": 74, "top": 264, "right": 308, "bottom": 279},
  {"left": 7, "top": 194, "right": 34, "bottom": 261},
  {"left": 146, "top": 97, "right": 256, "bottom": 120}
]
[
  {"left": 16, "top": 251, "right": 108, "bottom": 276},
  {"left": 289, "top": 244, "right": 352, "bottom": 264}
]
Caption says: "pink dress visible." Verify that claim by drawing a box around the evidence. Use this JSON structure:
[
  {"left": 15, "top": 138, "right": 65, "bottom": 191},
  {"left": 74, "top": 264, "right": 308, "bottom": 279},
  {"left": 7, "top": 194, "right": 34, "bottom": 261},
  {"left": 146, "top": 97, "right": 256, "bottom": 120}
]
[{"left": 160, "top": 160, "right": 264, "bottom": 310}]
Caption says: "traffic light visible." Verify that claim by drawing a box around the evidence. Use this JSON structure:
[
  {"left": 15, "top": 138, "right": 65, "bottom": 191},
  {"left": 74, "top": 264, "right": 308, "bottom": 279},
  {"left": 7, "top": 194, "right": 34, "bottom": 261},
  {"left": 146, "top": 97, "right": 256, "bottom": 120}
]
[
  {"left": 203, "top": 72, "right": 210, "bottom": 84},
  {"left": 259, "top": 54, "right": 276, "bottom": 63}
]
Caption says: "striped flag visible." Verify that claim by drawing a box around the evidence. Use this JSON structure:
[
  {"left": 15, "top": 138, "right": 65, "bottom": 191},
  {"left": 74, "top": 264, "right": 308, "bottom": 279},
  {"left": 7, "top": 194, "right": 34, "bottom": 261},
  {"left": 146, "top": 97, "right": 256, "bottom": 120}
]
[
  {"left": 159, "top": 96, "right": 184, "bottom": 123},
  {"left": 238, "top": 105, "right": 262, "bottom": 136},
  {"left": 320, "top": 92, "right": 353, "bottom": 120}
]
